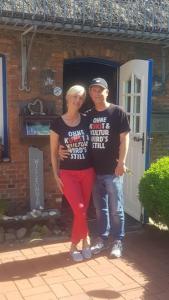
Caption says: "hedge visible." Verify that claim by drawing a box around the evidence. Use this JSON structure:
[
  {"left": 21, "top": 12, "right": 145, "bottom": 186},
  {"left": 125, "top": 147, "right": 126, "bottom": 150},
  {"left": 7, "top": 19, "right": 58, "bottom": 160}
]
[{"left": 139, "top": 156, "right": 169, "bottom": 228}]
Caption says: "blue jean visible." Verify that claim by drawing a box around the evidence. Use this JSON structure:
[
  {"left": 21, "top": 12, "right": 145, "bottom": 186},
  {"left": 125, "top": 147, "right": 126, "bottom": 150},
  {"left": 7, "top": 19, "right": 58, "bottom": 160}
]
[{"left": 92, "top": 174, "right": 125, "bottom": 241}]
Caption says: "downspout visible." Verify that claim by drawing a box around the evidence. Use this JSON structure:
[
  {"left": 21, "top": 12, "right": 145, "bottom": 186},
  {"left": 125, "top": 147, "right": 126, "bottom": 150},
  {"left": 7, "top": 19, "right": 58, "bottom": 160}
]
[{"left": 19, "top": 25, "right": 37, "bottom": 92}]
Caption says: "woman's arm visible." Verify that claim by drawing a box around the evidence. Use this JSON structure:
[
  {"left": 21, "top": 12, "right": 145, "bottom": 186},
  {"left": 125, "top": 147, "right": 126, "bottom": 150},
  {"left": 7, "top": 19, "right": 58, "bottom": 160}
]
[{"left": 50, "top": 130, "right": 64, "bottom": 194}]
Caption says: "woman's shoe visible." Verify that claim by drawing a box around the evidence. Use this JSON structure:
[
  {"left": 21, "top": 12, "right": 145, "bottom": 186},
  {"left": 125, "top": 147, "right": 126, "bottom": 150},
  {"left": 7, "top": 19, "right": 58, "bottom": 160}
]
[
  {"left": 70, "top": 250, "right": 83, "bottom": 262},
  {"left": 82, "top": 247, "right": 92, "bottom": 259}
]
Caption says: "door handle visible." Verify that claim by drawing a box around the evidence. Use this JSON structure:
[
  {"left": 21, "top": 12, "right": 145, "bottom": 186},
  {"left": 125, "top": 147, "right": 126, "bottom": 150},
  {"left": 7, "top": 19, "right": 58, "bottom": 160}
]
[{"left": 133, "top": 133, "right": 144, "bottom": 154}]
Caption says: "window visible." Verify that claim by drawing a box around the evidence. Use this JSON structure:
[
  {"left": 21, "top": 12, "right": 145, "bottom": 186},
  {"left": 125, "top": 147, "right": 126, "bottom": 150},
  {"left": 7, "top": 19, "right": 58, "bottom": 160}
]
[{"left": 124, "top": 74, "right": 141, "bottom": 134}]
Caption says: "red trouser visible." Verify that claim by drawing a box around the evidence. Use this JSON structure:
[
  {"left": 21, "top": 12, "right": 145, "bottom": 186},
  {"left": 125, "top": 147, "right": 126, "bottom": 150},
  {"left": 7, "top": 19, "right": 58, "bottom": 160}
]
[{"left": 60, "top": 167, "right": 95, "bottom": 244}]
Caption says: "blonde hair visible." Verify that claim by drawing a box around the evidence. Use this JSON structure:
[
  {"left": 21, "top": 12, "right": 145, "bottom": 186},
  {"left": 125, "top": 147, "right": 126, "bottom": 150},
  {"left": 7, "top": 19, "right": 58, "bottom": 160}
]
[{"left": 66, "top": 85, "right": 86, "bottom": 100}]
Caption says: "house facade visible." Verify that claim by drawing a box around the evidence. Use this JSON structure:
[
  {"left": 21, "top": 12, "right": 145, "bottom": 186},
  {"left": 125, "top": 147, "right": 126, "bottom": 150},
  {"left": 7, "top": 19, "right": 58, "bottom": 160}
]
[{"left": 0, "top": 1, "right": 169, "bottom": 220}]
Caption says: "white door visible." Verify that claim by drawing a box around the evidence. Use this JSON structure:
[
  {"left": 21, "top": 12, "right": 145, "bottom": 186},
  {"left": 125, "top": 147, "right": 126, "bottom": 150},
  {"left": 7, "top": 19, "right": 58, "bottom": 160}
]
[{"left": 119, "top": 59, "right": 152, "bottom": 221}]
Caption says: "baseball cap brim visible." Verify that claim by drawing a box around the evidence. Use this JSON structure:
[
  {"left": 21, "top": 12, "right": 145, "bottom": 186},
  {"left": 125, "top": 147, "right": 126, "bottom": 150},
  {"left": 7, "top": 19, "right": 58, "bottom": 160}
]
[
  {"left": 89, "top": 83, "right": 108, "bottom": 89},
  {"left": 89, "top": 78, "right": 108, "bottom": 89}
]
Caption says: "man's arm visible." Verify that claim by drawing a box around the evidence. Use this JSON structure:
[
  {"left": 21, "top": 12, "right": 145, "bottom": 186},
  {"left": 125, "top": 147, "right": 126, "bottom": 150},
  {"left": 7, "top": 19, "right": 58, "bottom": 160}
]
[{"left": 115, "top": 131, "right": 129, "bottom": 176}]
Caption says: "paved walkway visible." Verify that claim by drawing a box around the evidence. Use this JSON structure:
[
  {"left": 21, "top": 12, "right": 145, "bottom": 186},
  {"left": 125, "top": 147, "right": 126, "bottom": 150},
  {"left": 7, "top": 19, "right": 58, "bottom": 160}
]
[{"left": 0, "top": 225, "right": 169, "bottom": 300}]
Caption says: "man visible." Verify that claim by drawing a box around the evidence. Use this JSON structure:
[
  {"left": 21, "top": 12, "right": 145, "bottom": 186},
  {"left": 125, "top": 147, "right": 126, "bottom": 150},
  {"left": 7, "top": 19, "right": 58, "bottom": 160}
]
[
  {"left": 87, "top": 78, "right": 130, "bottom": 258},
  {"left": 60, "top": 77, "right": 130, "bottom": 258}
]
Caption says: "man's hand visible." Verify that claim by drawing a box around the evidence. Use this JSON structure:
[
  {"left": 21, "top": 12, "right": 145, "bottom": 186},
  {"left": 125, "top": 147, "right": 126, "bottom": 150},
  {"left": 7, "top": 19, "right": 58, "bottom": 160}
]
[
  {"left": 59, "top": 145, "right": 70, "bottom": 160},
  {"left": 115, "top": 161, "right": 126, "bottom": 176},
  {"left": 116, "top": 132, "right": 129, "bottom": 176}
]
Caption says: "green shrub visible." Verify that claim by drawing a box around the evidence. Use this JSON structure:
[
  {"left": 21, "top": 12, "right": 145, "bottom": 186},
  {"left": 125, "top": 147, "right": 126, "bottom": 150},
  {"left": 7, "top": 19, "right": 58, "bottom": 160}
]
[{"left": 139, "top": 156, "right": 169, "bottom": 228}]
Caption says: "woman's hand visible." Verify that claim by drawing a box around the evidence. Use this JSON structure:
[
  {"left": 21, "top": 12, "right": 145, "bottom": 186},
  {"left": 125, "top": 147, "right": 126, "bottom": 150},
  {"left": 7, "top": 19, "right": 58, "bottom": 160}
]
[
  {"left": 59, "top": 145, "right": 70, "bottom": 160},
  {"left": 55, "top": 175, "right": 64, "bottom": 194}
]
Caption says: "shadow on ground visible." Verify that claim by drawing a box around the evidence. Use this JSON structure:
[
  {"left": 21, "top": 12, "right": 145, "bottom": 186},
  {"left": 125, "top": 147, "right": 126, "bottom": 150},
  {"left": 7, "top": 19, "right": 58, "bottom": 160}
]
[
  {"left": 122, "top": 226, "right": 169, "bottom": 299},
  {"left": 87, "top": 289, "right": 121, "bottom": 299}
]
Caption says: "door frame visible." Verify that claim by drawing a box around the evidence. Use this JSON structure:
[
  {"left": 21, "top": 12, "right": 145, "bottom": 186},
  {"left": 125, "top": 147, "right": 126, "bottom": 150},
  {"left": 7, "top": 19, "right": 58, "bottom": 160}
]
[
  {"left": 146, "top": 59, "right": 153, "bottom": 170},
  {"left": 64, "top": 57, "right": 120, "bottom": 67},
  {"left": 63, "top": 57, "right": 120, "bottom": 106}
]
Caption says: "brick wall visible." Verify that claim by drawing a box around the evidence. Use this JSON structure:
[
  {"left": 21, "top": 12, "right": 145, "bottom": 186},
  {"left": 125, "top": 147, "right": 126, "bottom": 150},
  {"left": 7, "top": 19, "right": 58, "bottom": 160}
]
[
  {"left": 151, "top": 134, "right": 169, "bottom": 162},
  {"left": 0, "top": 31, "right": 64, "bottom": 214},
  {"left": 0, "top": 29, "right": 168, "bottom": 213}
]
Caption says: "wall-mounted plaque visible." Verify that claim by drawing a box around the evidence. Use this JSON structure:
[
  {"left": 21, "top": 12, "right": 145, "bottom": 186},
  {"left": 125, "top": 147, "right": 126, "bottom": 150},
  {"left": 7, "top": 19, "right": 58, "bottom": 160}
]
[
  {"left": 27, "top": 98, "right": 45, "bottom": 115},
  {"left": 19, "top": 99, "right": 58, "bottom": 139},
  {"left": 19, "top": 115, "right": 58, "bottom": 138},
  {"left": 53, "top": 86, "right": 62, "bottom": 96},
  {"left": 26, "top": 121, "right": 50, "bottom": 136},
  {"left": 29, "top": 146, "right": 44, "bottom": 210}
]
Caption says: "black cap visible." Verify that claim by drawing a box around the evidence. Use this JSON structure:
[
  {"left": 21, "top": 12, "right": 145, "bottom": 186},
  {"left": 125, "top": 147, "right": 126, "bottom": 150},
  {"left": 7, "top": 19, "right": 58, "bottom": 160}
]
[{"left": 89, "top": 78, "right": 108, "bottom": 89}]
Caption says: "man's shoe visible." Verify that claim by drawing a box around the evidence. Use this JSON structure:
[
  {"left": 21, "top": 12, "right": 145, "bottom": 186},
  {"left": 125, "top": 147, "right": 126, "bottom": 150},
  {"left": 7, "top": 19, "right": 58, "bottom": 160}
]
[
  {"left": 91, "top": 239, "right": 108, "bottom": 255},
  {"left": 109, "top": 240, "right": 122, "bottom": 258}
]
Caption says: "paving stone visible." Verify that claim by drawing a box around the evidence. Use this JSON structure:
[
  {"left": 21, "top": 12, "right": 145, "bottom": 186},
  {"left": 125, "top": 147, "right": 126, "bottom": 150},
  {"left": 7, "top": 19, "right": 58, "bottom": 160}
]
[
  {"left": 15, "top": 279, "right": 32, "bottom": 290},
  {"left": 20, "top": 285, "right": 50, "bottom": 297},
  {"left": 50, "top": 283, "right": 70, "bottom": 298},
  {"left": 63, "top": 280, "right": 84, "bottom": 295},
  {"left": 5, "top": 291, "right": 24, "bottom": 300},
  {"left": 65, "top": 267, "right": 85, "bottom": 280},
  {"left": 24, "top": 292, "right": 58, "bottom": 300}
]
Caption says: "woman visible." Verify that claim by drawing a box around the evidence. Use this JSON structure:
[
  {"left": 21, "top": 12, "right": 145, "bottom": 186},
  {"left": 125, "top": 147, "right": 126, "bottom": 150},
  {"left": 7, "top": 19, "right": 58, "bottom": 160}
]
[{"left": 50, "top": 85, "right": 95, "bottom": 262}]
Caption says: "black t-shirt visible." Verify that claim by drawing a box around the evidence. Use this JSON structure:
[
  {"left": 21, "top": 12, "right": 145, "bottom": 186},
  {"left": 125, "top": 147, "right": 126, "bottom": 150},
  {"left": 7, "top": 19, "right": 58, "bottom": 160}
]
[
  {"left": 87, "top": 104, "right": 130, "bottom": 175},
  {"left": 50, "top": 114, "right": 92, "bottom": 170}
]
